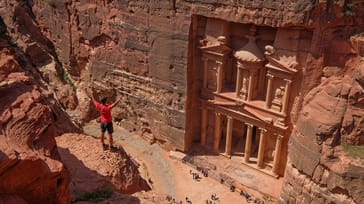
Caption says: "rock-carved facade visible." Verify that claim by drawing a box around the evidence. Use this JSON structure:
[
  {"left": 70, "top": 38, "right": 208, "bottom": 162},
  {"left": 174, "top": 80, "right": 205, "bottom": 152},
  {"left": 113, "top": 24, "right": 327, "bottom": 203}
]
[{"left": 197, "top": 22, "right": 307, "bottom": 177}]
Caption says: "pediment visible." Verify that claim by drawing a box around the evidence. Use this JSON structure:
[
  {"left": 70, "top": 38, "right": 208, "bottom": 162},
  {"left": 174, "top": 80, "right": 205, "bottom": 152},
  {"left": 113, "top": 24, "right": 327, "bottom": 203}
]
[
  {"left": 200, "top": 44, "right": 232, "bottom": 55},
  {"left": 241, "top": 106, "right": 273, "bottom": 124},
  {"left": 265, "top": 55, "right": 299, "bottom": 74}
]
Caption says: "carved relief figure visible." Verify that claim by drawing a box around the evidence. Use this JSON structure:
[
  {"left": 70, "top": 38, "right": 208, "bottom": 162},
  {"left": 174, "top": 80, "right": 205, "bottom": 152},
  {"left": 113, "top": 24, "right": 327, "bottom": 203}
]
[
  {"left": 239, "top": 77, "right": 248, "bottom": 100},
  {"left": 207, "top": 64, "right": 217, "bottom": 90},
  {"left": 272, "top": 86, "right": 285, "bottom": 111}
]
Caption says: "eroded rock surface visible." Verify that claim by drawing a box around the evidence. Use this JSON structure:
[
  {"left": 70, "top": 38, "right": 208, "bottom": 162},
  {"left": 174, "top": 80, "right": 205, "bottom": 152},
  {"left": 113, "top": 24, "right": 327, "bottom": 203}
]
[
  {"left": 56, "top": 133, "right": 150, "bottom": 195},
  {"left": 0, "top": 0, "right": 325, "bottom": 151},
  {"left": 1, "top": 0, "right": 364, "bottom": 203},
  {"left": 0, "top": 47, "right": 70, "bottom": 204},
  {"left": 281, "top": 22, "right": 364, "bottom": 204}
]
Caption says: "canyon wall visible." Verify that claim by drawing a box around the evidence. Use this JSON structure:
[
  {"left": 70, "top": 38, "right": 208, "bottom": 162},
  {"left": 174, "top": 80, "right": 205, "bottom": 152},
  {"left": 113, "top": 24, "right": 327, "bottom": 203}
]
[
  {"left": 0, "top": 46, "right": 71, "bottom": 203},
  {"left": 0, "top": 0, "right": 318, "bottom": 151},
  {"left": 1, "top": 0, "right": 364, "bottom": 203}
]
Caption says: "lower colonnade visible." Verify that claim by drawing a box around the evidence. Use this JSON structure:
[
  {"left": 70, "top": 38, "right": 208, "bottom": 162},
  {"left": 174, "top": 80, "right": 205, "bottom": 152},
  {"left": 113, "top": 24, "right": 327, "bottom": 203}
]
[{"left": 200, "top": 108, "right": 285, "bottom": 177}]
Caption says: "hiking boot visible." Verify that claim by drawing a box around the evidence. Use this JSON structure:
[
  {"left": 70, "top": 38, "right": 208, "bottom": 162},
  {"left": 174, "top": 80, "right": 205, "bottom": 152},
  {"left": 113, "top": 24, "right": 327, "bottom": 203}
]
[{"left": 102, "top": 144, "right": 108, "bottom": 150}]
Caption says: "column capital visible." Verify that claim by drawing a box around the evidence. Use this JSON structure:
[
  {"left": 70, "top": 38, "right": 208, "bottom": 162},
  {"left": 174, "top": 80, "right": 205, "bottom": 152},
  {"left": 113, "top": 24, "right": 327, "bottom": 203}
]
[
  {"left": 215, "top": 112, "right": 221, "bottom": 116},
  {"left": 216, "top": 61, "right": 223, "bottom": 65},
  {"left": 237, "top": 61, "right": 244, "bottom": 68},
  {"left": 258, "top": 127, "right": 267, "bottom": 133},
  {"left": 266, "top": 74, "right": 274, "bottom": 79},
  {"left": 226, "top": 115, "right": 233, "bottom": 120},
  {"left": 245, "top": 123, "right": 254, "bottom": 128},
  {"left": 284, "top": 79, "right": 292, "bottom": 85},
  {"left": 274, "top": 134, "right": 284, "bottom": 140}
]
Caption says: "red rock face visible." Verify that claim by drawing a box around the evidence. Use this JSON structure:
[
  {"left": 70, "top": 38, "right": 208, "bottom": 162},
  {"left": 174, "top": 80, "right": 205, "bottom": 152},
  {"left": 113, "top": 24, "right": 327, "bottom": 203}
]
[
  {"left": 56, "top": 133, "right": 150, "bottom": 195},
  {"left": 280, "top": 1, "right": 364, "bottom": 203},
  {"left": 0, "top": 48, "right": 70, "bottom": 204},
  {"left": 283, "top": 57, "right": 364, "bottom": 203},
  {"left": 4, "top": 0, "right": 318, "bottom": 151},
  {"left": 1, "top": 0, "right": 364, "bottom": 203}
]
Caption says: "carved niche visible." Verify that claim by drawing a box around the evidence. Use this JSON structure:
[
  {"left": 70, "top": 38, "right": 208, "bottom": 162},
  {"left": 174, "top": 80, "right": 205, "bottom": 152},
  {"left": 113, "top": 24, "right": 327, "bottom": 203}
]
[
  {"left": 200, "top": 36, "right": 232, "bottom": 93},
  {"left": 264, "top": 45, "right": 298, "bottom": 114},
  {"left": 234, "top": 25, "right": 265, "bottom": 101}
]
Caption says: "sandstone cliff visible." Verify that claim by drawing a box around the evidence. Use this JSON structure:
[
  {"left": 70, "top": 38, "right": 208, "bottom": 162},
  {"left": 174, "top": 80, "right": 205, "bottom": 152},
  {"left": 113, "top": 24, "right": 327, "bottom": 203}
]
[
  {"left": 0, "top": 24, "right": 151, "bottom": 203},
  {"left": 0, "top": 46, "right": 70, "bottom": 203},
  {"left": 281, "top": 56, "right": 364, "bottom": 203},
  {"left": 0, "top": 0, "right": 322, "bottom": 151},
  {"left": 56, "top": 133, "right": 150, "bottom": 196},
  {"left": 279, "top": 1, "right": 364, "bottom": 203},
  {"left": 1, "top": 0, "right": 364, "bottom": 203}
]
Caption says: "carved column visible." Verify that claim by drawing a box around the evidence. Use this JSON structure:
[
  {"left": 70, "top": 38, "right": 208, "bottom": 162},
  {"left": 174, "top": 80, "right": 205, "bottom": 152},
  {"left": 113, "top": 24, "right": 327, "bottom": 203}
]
[
  {"left": 214, "top": 112, "right": 222, "bottom": 152},
  {"left": 216, "top": 61, "right": 223, "bottom": 93},
  {"left": 225, "top": 116, "right": 233, "bottom": 156},
  {"left": 244, "top": 123, "right": 254, "bottom": 163},
  {"left": 265, "top": 74, "right": 274, "bottom": 109},
  {"left": 203, "top": 58, "right": 208, "bottom": 89},
  {"left": 200, "top": 108, "right": 208, "bottom": 145},
  {"left": 247, "top": 70, "right": 253, "bottom": 101},
  {"left": 272, "top": 134, "right": 283, "bottom": 175},
  {"left": 281, "top": 79, "right": 292, "bottom": 115},
  {"left": 257, "top": 128, "right": 267, "bottom": 168},
  {"left": 235, "top": 63, "right": 242, "bottom": 97}
]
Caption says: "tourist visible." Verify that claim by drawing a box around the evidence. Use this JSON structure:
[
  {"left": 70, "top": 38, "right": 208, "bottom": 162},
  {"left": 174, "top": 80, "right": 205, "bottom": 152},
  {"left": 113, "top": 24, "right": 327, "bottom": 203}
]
[
  {"left": 242, "top": 191, "right": 250, "bottom": 200},
  {"left": 230, "top": 185, "right": 235, "bottom": 192},
  {"left": 202, "top": 169, "right": 208, "bottom": 177},
  {"left": 85, "top": 88, "right": 122, "bottom": 150},
  {"left": 211, "top": 193, "right": 218, "bottom": 201}
]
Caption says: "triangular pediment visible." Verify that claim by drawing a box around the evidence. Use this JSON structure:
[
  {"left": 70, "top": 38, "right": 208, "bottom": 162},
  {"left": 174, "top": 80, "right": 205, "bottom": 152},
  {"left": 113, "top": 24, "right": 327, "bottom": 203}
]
[
  {"left": 265, "top": 55, "right": 299, "bottom": 74},
  {"left": 200, "top": 43, "right": 232, "bottom": 55}
]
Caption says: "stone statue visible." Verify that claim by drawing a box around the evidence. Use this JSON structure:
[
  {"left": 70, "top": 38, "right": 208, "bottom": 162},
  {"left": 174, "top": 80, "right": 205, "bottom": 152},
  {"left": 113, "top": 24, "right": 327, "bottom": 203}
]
[
  {"left": 239, "top": 77, "right": 248, "bottom": 99},
  {"left": 217, "top": 36, "right": 227, "bottom": 45},
  {"left": 272, "top": 86, "right": 285, "bottom": 111},
  {"left": 264, "top": 45, "right": 275, "bottom": 56},
  {"left": 273, "top": 86, "right": 284, "bottom": 103}
]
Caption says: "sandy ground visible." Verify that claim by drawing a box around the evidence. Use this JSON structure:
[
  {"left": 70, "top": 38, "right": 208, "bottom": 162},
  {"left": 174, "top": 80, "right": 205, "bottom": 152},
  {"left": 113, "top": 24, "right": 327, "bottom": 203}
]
[
  {"left": 118, "top": 136, "right": 250, "bottom": 203},
  {"left": 82, "top": 121, "right": 273, "bottom": 203}
]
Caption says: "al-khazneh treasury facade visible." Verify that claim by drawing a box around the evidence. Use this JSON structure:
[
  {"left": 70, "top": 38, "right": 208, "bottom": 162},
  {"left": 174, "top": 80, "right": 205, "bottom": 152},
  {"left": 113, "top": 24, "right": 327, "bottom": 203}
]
[{"left": 188, "top": 17, "right": 312, "bottom": 177}]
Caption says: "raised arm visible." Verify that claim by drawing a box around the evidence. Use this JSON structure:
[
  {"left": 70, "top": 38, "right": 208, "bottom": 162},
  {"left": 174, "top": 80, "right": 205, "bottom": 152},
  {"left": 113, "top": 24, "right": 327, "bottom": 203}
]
[
  {"left": 85, "top": 88, "right": 95, "bottom": 101},
  {"left": 111, "top": 97, "right": 122, "bottom": 108}
]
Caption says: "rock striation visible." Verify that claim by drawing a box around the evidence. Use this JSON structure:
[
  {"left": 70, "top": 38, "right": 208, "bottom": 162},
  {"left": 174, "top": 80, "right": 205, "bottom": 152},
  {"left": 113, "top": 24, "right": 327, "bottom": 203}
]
[
  {"left": 0, "top": 0, "right": 364, "bottom": 203},
  {"left": 279, "top": 1, "right": 364, "bottom": 203},
  {"left": 281, "top": 56, "right": 364, "bottom": 203},
  {"left": 0, "top": 0, "right": 321, "bottom": 151}
]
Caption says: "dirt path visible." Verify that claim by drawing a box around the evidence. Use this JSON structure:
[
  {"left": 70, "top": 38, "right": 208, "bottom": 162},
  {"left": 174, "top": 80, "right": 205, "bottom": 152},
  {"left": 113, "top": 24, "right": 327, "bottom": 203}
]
[{"left": 83, "top": 121, "right": 258, "bottom": 203}]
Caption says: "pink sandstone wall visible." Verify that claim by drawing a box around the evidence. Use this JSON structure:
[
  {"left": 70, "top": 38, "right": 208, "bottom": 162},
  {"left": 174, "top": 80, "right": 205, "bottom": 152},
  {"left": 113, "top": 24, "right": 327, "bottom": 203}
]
[
  {"left": 1, "top": 0, "right": 364, "bottom": 202},
  {"left": 0, "top": 0, "right": 318, "bottom": 150}
]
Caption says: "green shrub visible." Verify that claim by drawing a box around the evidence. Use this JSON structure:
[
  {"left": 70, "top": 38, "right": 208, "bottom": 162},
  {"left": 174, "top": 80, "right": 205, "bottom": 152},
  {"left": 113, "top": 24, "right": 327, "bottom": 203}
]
[
  {"left": 73, "top": 187, "right": 114, "bottom": 203},
  {"left": 63, "top": 71, "right": 77, "bottom": 91},
  {"left": 342, "top": 144, "right": 364, "bottom": 164}
]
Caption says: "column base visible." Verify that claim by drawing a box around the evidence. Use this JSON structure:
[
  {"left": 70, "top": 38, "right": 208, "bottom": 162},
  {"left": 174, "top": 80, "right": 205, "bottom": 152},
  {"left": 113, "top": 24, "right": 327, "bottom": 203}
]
[
  {"left": 220, "top": 152, "right": 232, "bottom": 159},
  {"left": 240, "top": 161, "right": 280, "bottom": 179}
]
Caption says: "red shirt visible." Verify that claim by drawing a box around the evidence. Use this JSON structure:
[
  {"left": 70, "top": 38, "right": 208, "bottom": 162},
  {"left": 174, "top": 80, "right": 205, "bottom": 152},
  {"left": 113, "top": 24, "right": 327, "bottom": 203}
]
[{"left": 93, "top": 100, "right": 113, "bottom": 123}]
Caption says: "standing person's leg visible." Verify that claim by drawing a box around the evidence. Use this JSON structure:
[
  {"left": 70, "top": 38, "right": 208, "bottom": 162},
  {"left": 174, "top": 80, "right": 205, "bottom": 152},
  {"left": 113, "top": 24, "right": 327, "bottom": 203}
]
[
  {"left": 100, "top": 122, "right": 106, "bottom": 148},
  {"left": 107, "top": 122, "right": 114, "bottom": 148}
]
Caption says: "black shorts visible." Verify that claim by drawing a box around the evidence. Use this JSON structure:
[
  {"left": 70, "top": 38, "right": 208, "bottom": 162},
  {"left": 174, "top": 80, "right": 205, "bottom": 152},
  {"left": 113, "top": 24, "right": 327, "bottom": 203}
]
[{"left": 100, "top": 122, "right": 113, "bottom": 134}]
